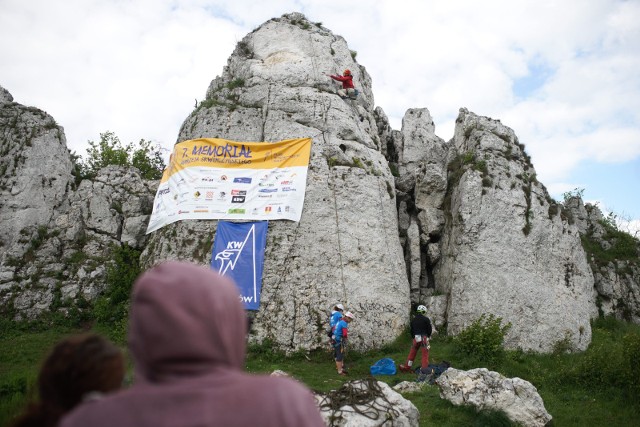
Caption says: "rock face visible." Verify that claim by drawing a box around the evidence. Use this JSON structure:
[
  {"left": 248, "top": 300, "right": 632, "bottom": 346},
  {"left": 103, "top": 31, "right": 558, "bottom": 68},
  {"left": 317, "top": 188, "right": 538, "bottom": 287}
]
[
  {"left": 0, "top": 88, "right": 73, "bottom": 253},
  {"left": 0, "top": 87, "right": 156, "bottom": 319},
  {"left": 1, "top": 14, "right": 639, "bottom": 355},
  {"left": 141, "top": 12, "right": 409, "bottom": 352},
  {"left": 437, "top": 368, "right": 552, "bottom": 427},
  {"left": 566, "top": 199, "right": 640, "bottom": 323},
  {"left": 425, "top": 110, "right": 596, "bottom": 352}
]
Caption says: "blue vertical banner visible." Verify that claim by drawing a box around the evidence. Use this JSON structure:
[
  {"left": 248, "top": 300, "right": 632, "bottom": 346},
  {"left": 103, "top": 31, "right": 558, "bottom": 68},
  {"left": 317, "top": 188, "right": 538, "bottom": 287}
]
[{"left": 211, "top": 221, "right": 268, "bottom": 310}]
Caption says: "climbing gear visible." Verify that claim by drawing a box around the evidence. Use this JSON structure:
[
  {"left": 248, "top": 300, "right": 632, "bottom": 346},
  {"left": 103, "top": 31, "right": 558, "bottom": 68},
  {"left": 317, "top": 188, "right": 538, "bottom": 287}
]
[
  {"left": 345, "top": 311, "right": 354, "bottom": 319},
  {"left": 370, "top": 358, "right": 396, "bottom": 375},
  {"left": 336, "top": 304, "right": 344, "bottom": 311},
  {"left": 317, "top": 378, "right": 401, "bottom": 422},
  {"left": 343, "top": 69, "right": 351, "bottom": 76},
  {"left": 417, "top": 305, "right": 427, "bottom": 314}
]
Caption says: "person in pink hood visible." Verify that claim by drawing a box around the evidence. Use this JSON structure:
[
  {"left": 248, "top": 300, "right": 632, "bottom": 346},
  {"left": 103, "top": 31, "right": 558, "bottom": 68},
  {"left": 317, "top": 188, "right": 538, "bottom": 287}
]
[{"left": 60, "top": 261, "right": 325, "bottom": 427}]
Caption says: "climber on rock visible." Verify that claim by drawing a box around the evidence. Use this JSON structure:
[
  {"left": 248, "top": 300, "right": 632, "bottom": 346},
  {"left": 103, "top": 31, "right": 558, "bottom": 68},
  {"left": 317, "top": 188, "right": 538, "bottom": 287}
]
[{"left": 328, "top": 69, "right": 357, "bottom": 100}]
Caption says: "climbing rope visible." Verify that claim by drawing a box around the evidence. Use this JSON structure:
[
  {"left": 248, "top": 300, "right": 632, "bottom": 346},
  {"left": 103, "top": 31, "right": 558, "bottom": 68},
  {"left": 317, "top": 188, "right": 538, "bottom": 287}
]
[
  {"left": 376, "top": 178, "right": 394, "bottom": 263},
  {"left": 315, "top": 377, "right": 401, "bottom": 425}
]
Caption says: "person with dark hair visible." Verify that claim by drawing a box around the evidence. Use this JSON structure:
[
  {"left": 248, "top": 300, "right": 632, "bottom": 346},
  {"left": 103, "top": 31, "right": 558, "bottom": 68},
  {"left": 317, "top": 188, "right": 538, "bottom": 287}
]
[
  {"left": 11, "top": 334, "right": 125, "bottom": 427},
  {"left": 60, "top": 261, "right": 325, "bottom": 427}
]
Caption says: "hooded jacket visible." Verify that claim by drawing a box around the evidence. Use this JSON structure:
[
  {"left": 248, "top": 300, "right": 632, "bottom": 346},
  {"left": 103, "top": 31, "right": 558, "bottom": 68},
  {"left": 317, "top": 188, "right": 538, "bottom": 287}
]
[{"left": 60, "top": 261, "right": 325, "bottom": 427}]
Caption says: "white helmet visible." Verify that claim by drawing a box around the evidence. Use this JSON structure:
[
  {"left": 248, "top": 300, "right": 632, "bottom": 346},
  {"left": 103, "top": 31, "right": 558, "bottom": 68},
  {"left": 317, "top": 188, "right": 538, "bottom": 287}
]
[
  {"left": 336, "top": 303, "right": 344, "bottom": 311},
  {"left": 417, "top": 305, "right": 427, "bottom": 314},
  {"left": 345, "top": 311, "right": 355, "bottom": 319}
]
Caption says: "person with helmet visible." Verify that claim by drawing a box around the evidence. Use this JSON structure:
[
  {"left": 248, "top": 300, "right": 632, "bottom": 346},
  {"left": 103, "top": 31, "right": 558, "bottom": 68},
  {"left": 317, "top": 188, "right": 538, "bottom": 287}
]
[
  {"left": 399, "top": 305, "right": 433, "bottom": 373},
  {"left": 328, "top": 303, "right": 344, "bottom": 337},
  {"left": 333, "top": 311, "right": 354, "bottom": 375},
  {"left": 328, "top": 69, "right": 357, "bottom": 100}
]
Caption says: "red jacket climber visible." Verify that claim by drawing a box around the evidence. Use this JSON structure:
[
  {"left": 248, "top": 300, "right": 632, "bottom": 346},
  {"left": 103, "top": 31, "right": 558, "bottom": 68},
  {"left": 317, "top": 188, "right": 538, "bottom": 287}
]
[{"left": 328, "top": 69, "right": 356, "bottom": 99}]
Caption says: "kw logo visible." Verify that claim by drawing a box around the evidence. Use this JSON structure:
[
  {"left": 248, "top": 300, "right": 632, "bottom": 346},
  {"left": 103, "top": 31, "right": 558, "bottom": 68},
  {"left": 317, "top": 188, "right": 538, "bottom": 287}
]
[{"left": 214, "top": 225, "right": 260, "bottom": 304}]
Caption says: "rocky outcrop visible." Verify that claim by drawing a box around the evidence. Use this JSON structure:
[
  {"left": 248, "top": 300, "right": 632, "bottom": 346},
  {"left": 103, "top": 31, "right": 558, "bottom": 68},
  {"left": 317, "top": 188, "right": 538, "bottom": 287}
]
[
  {"left": 0, "top": 89, "right": 156, "bottom": 320},
  {"left": 1, "top": 14, "right": 638, "bottom": 356},
  {"left": 437, "top": 368, "right": 552, "bottom": 427},
  {"left": 0, "top": 88, "right": 73, "bottom": 254},
  {"left": 432, "top": 110, "right": 596, "bottom": 352},
  {"left": 566, "top": 199, "right": 640, "bottom": 323},
  {"left": 140, "top": 12, "right": 409, "bottom": 353}
]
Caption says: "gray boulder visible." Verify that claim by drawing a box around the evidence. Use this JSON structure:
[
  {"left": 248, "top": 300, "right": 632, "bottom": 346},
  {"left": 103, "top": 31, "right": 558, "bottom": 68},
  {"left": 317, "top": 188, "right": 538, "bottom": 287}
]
[{"left": 437, "top": 368, "right": 552, "bottom": 427}]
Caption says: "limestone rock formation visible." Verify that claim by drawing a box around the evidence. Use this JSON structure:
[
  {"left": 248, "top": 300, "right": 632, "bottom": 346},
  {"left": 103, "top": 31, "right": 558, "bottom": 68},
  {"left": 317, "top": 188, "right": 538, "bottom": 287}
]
[
  {"left": 1, "top": 13, "right": 639, "bottom": 356},
  {"left": 437, "top": 368, "right": 552, "bottom": 427},
  {"left": 141, "top": 12, "right": 409, "bottom": 352},
  {"left": 566, "top": 198, "right": 640, "bottom": 323},
  {"left": 0, "top": 89, "right": 156, "bottom": 319},
  {"left": 401, "top": 108, "right": 597, "bottom": 352},
  {"left": 0, "top": 86, "right": 73, "bottom": 253}
]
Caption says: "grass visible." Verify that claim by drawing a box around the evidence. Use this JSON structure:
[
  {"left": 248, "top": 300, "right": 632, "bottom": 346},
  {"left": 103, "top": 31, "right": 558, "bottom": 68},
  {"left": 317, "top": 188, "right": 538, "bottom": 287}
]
[{"left": 1, "top": 318, "right": 639, "bottom": 426}]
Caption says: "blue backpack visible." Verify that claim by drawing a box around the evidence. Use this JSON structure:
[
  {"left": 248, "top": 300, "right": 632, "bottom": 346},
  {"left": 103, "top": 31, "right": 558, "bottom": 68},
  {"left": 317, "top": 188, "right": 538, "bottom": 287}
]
[{"left": 370, "top": 358, "right": 396, "bottom": 375}]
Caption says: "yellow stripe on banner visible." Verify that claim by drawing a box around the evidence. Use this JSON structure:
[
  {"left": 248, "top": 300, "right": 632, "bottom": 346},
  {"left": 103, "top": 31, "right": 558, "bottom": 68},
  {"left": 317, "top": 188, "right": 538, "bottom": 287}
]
[{"left": 160, "top": 138, "right": 313, "bottom": 183}]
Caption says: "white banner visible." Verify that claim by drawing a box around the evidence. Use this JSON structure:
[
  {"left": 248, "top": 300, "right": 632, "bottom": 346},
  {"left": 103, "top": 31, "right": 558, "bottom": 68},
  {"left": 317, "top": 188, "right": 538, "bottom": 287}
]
[{"left": 146, "top": 137, "right": 312, "bottom": 233}]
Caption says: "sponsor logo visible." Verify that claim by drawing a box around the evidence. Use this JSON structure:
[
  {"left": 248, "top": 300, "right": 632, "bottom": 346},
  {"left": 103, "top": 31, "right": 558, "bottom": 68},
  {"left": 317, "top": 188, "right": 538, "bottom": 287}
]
[
  {"left": 280, "top": 180, "right": 294, "bottom": 185},
  {"left": 258, "top": 188, "right": 277, "bottom": 193},
  {"left": 233, "top": 177, "right": 252, "bottom": 184},
  {"left": 220, "top": 175, "right": 228, "bottom": 181},
  {"left": 201, "top": 177, "right": 216, "bottom": 182},
  {"left": 281, "top": 187, "right": 296, "bottom": 192},
  {"left": 258, "top": 182, "right": 275, "bottom": 187},
  {"left": 194, "top": 191, "right": 201, "bottom": 198},
  {"left": 264, "top": 206, "right": 272, "bottom": 213},
  {"left": 205, "top": 191, "right": 214, "bottom": 200},
  {"left": 228, "top": 208, "right": 245, "bottom": 214},
  {"left": 277, "top": 207, "right": 282, "bottom": 213},
  {"left": 218, "top": 191, "right": 227, "bottom": 200},
  {"left": 258, "top": 194, "right": 273, "bottom": 198},
  {"left": 194, "top": 209, "right": 208, "bottom": 213},
  {"left": 252, "top": 208, "right": 259, "bottom": 215},
  {"left": 158, "top": 188, "right": 170, "bottom": 196},
  {"left": 272, "top": 153, "right": 301, "bottom": 163},
  {"left": 178, "top": 210, "right": 190, "bottom": 214},
  {"left": 231, "top": 196, "right": 246, "bottom": 203},
  {"left": 231, "top": 189, "right": 247, "bottom": 196}
]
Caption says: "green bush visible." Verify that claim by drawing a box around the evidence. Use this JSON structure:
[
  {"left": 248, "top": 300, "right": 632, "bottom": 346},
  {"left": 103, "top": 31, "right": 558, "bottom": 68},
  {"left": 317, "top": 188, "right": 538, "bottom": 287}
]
[
  {"left": 78, "top": 131, "right": 165, "bottom": 180},
  {"left": 556, "top": 317, "right": 640, "bottom": 400},
  {"left": 93, "top": 243, "right": 141, "bottom": 327},
  {"left": 454, "top": 314, "right": 512, "bottom": 366}
]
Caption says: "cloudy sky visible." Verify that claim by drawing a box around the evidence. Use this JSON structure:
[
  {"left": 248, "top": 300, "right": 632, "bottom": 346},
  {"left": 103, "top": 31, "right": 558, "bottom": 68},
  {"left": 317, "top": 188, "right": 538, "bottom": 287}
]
[{"left": 2, "top": 0, "right": 639, "bottom": 232}]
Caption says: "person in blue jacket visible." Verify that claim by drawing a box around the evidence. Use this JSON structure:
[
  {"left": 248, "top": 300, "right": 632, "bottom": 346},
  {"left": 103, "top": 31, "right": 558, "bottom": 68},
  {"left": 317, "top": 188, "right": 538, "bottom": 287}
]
[
  {"left": 334, "top": 311, "right": 354, "bottom": 375},
  {"left": 328, "top": 303, "right": 344, "bottom": 342}
]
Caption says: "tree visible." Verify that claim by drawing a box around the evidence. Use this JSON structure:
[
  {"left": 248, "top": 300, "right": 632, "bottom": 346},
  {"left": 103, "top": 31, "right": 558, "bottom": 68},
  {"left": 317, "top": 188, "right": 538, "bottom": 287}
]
[{"left": 79, "top": 131, "right": 166, "bottom": 180}]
